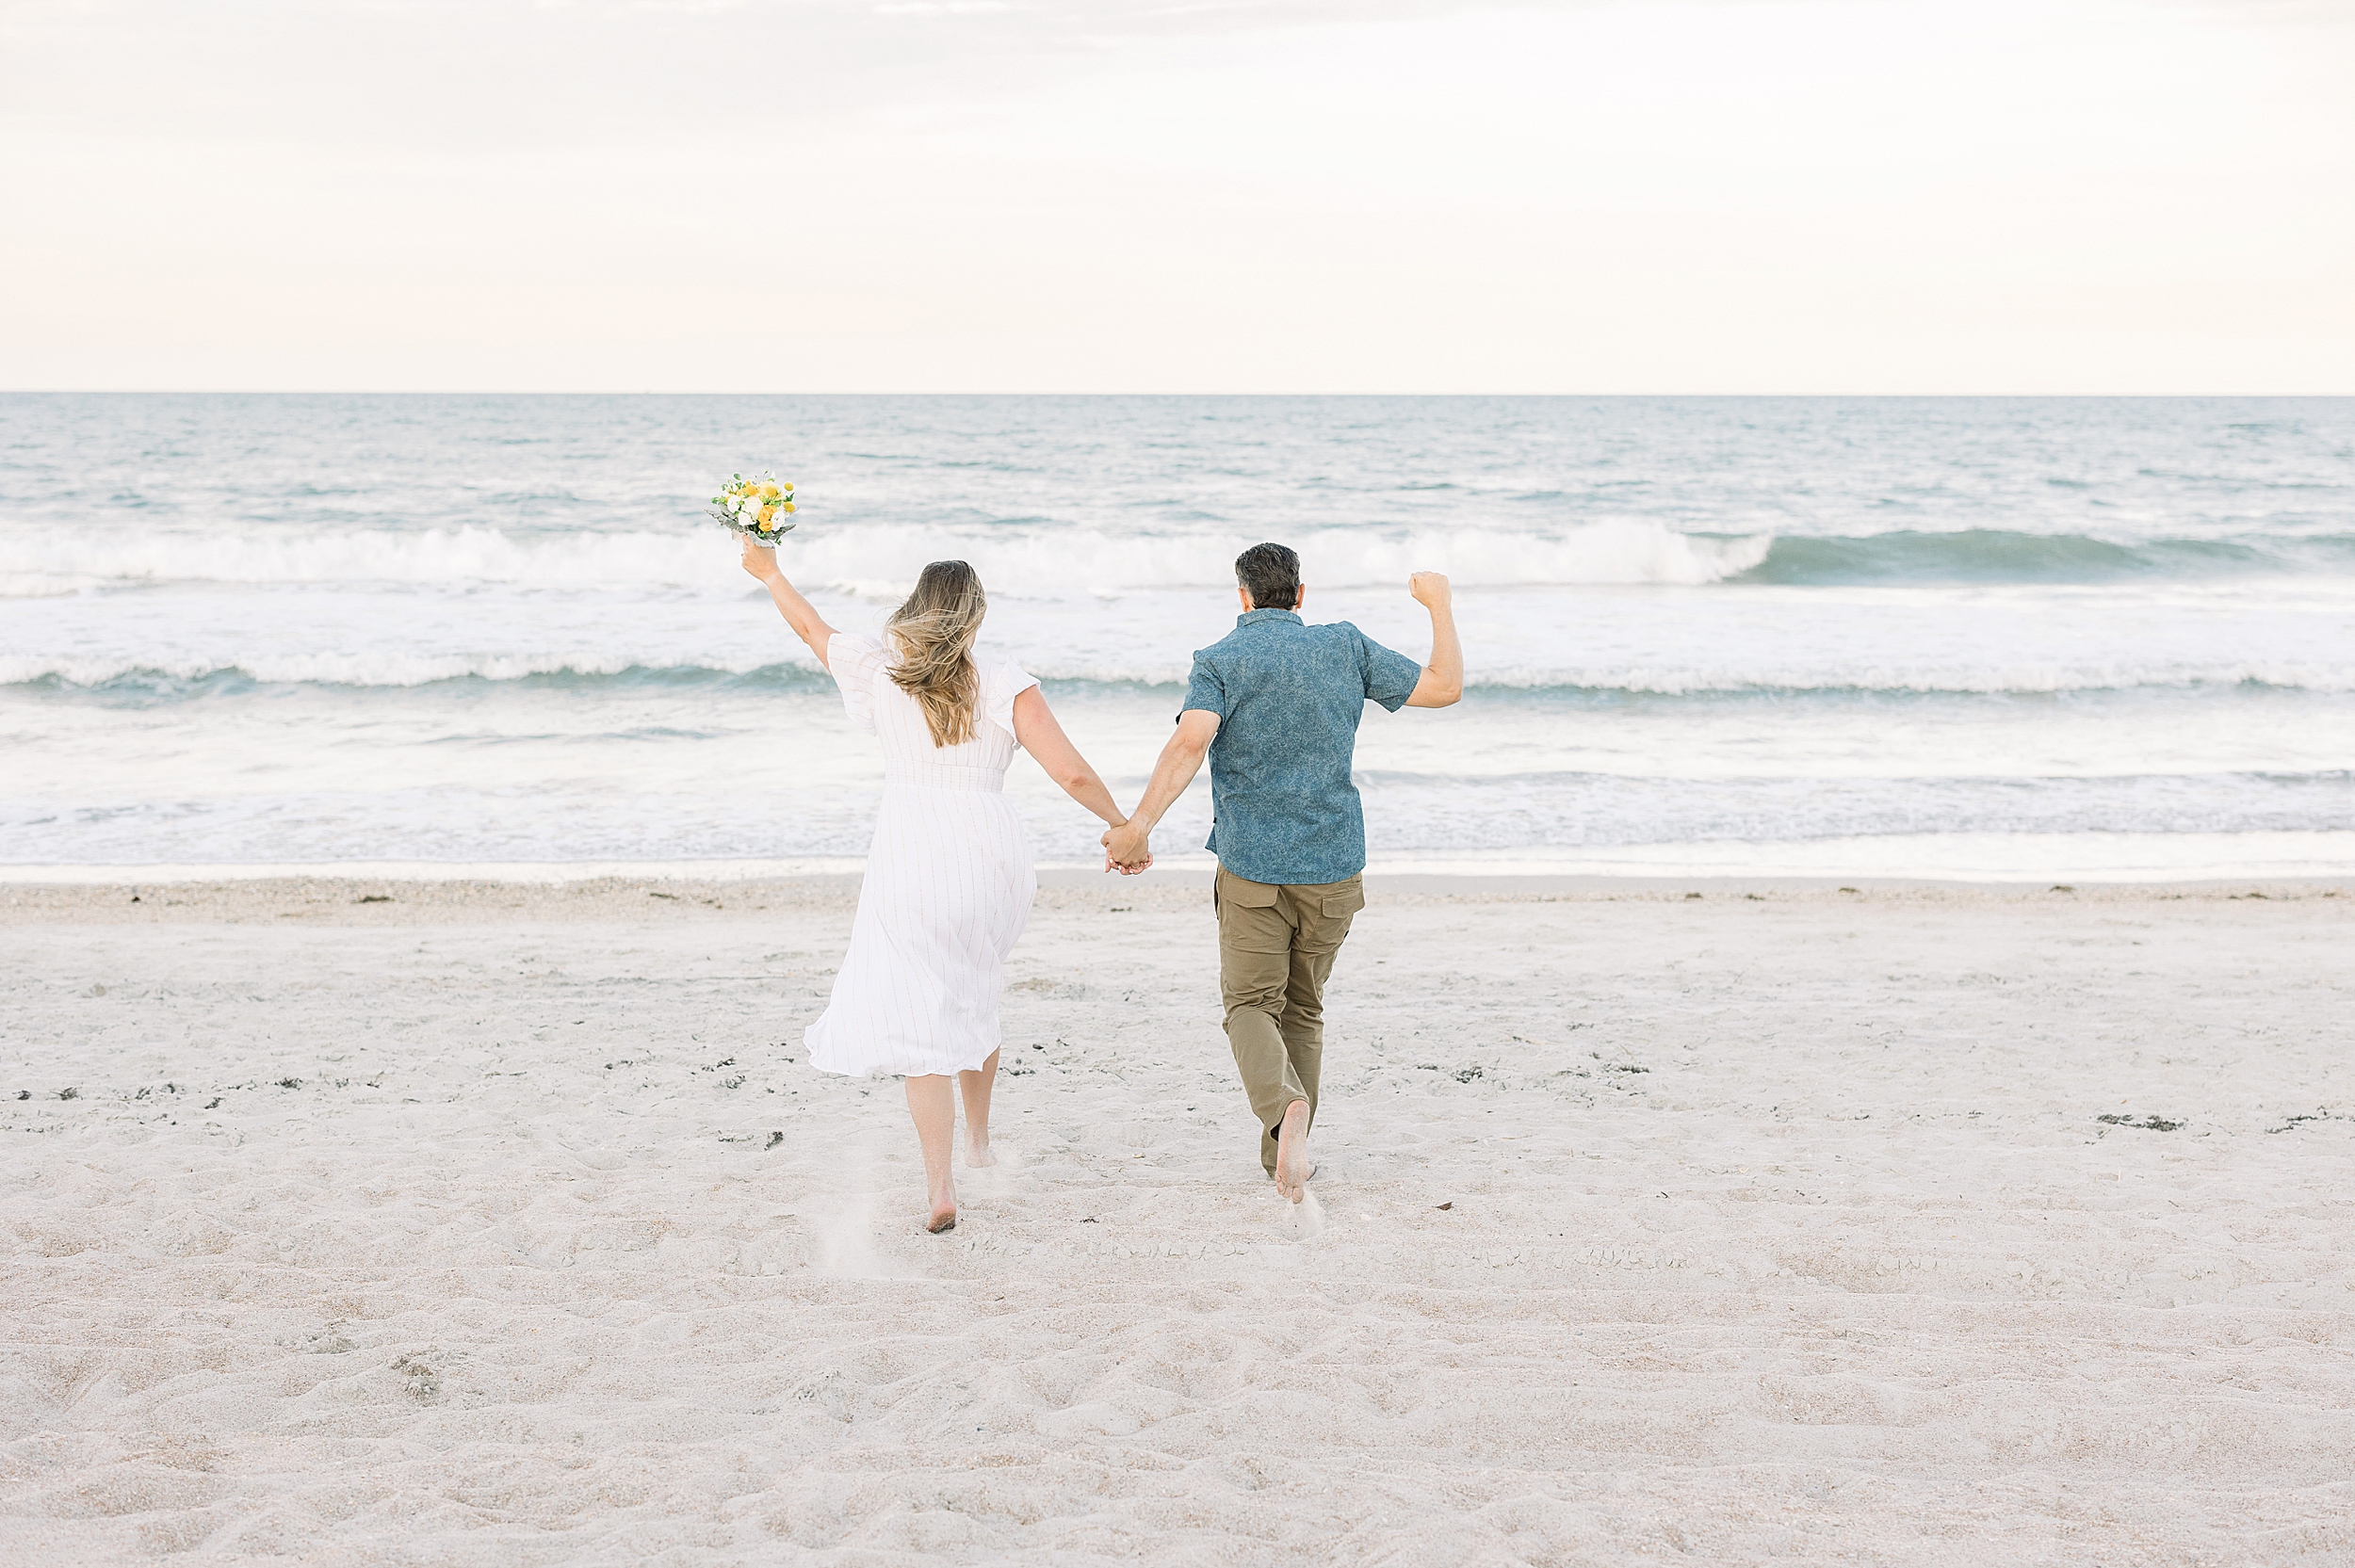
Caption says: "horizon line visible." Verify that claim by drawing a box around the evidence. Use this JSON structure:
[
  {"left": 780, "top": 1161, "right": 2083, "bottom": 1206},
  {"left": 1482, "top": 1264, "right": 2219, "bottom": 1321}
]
[{"left": 7, "top": 388, "right": 2352, "bottom": 399}]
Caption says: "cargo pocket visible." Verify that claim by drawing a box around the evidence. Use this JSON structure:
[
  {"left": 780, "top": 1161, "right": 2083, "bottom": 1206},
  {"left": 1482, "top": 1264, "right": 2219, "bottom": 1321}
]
[
  {"left": 1218, "top": 868, "right": 1282, "bottom": 909},
  {"left": 1217, "top": 868, "right": 1293, "bottom": 982},
  {"left": 1321, "top": 883, "right": 1366, "bottom": 920},
  {"left": 1297, "top": 880, "right": 1365, "bottom": 957}
]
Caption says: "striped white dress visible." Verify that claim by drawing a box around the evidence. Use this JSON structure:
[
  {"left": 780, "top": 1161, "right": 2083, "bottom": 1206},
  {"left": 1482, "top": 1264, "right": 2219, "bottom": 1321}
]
[{"left": 804, "top": 632, "right": 1040, "bottom": 1078}]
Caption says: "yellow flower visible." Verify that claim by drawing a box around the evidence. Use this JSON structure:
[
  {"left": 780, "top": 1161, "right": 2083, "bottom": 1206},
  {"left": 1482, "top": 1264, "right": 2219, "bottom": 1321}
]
[
  {"left": 759, "top": 483, "right": 781, "bottom": 499},
  {"left": 780, "top": 501, "right": 796, "bottom": 513},
  {"left": 757, "top": 505, "right": 777, "bottom": 526}
]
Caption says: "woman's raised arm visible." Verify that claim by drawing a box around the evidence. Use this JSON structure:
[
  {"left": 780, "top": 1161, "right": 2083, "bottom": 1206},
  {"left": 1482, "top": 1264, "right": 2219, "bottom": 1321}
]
[
  {"left": 1010, "top": 686, "right": 1129, "bottom": 832},
  {"left": 740, "top": 537, "right": 838, "bottom": 667}
]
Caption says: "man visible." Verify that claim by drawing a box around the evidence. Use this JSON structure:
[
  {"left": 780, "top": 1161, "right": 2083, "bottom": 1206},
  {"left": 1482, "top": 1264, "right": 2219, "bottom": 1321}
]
[{"left": 1102, "top": 543, "right": 1462, "bottom": 1203}]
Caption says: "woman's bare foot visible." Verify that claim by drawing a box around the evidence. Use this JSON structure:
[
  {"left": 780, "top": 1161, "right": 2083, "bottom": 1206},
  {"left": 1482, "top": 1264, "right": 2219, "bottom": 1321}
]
[
  {"left": 925, "top": 1173, "right": 957, "bottom": 1234},
  {"left": 1274, "top": 1100, "right": 1311, "bottom": 1204},
  {"left": 962, "top": 1140, "right": 997, "bottom": 1168}
]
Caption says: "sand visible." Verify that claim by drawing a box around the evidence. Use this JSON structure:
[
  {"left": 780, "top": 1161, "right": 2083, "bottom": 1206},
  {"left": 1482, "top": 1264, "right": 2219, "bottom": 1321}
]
[{"left": 3, "top": 876, "right": 2351, "bottom": 1565}]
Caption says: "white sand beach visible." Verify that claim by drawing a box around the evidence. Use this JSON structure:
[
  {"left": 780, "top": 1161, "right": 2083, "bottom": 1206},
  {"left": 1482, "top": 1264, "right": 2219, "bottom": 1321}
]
[{"left": 4, "top": 877, "right": 2351, "bottom": 1565}]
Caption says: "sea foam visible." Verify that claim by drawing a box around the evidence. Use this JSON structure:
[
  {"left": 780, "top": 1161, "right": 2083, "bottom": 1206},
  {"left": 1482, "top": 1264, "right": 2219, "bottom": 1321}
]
[
  {"left": 0, "top": 519, "right": 1772, "bottom": 597},
  {"left": 8, "top": 653, "right": 2354, "bottom": 697}
]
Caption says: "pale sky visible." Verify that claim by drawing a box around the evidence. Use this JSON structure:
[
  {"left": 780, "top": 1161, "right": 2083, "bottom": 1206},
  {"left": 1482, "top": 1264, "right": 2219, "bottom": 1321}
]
[{"left": 2, "top": 0, "right": 2349, "bottom": 392}]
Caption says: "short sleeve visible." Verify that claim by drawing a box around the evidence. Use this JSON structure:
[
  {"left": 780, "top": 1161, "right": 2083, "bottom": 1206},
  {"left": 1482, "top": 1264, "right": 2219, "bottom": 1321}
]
[
  {"left": 1352, "top": 624, "right": 1423, "bottom": 712},
  {"left": 825, "top": 632, "right": 886, "bottom": 734},
  {"left": 983, "top": 660, "right": 1040, "bottom": 740},
  {"left": 1181, "top": 651, "right": 1227, "bottom": 720}
]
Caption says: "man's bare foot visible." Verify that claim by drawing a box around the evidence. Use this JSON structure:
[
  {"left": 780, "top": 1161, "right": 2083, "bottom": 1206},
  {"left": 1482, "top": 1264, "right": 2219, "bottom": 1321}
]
[
  {"left": 962, "top": 1141, "right": 997, "bottom": 1168},
  {"left": 925, "top": 1176, "right": 957, "bottom": 1234},
  {"left": 1274, "top": 1101, "right": 1311, "bottom": 1204}
]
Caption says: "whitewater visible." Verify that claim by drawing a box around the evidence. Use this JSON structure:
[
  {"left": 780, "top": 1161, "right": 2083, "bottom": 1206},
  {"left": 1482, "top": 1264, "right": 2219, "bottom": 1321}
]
[{"left": 3, "top": 393, "right": 2351, "bottom": 877}]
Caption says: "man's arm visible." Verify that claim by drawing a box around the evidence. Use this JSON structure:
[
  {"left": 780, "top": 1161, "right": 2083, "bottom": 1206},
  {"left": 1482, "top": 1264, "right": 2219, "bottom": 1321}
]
[
  {"left": 1404, "top": 571, "right": 1461, "bottom": 707},
  {"left": 1101, "top": 708, "right": 1219, "bottom": 870}
]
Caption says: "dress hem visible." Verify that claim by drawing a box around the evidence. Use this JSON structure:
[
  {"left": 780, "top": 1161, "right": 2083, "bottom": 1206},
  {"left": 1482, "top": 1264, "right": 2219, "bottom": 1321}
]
[{"left": 805, "top": 1044, "right": 1001, "bottom": 1080}]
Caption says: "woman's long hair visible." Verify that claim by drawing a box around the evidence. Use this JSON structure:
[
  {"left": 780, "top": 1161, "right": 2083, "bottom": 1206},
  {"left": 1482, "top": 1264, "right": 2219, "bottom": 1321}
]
[{"left": 885, "top": 560, "right": 988, "bottom": 748}]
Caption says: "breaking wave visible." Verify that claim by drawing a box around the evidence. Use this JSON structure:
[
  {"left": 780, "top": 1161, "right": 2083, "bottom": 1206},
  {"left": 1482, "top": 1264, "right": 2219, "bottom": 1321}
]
[
  {"left": 1733, "top": 529, "right": 2355, "bottom": 585},
  {"left": 0, "top": 519, "right": 1772, "bottom": 597},
  {"left": 8, "top": 522, "right": 2351, "bottom": 601}
]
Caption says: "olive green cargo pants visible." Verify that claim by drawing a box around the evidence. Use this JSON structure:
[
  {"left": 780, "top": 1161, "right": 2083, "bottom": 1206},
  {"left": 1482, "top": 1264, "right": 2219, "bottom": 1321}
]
[{"left": 1214, "top": 865, "right": 1366, "bottom": 1173}]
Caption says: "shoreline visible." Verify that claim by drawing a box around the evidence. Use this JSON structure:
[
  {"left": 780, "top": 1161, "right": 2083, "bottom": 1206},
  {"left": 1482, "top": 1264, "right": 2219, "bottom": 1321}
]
[
  {"left": 8, "top": 829, "right": 2351, "bottom": 893},
  {"left": 0, "top": 870, "right": 2344, "bottom": 926}
]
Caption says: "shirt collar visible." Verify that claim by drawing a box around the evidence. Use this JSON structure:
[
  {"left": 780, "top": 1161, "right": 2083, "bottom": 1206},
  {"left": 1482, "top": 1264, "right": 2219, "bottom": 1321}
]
[{"left": 1236, "top": 608, "right": 1303, "bottom": 627}]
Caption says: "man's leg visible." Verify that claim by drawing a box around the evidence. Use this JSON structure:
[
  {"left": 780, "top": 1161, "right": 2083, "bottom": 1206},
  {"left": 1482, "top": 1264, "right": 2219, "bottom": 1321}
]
[
  {"left": 1275, "top": 875, "right": 1363, "bottom": 1148},
  {"left": 1215, "top": 865, "right": 1306, "bottom": 1175}
]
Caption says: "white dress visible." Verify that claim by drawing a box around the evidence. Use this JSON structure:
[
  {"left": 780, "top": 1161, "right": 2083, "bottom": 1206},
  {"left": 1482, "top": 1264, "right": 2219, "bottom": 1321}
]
[{"left": 804, "top": 632, "right": 1040, "bottom": 1078}]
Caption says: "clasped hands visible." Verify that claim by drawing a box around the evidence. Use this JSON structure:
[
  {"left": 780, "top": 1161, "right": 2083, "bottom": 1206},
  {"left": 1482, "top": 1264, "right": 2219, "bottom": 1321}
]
[{"left": 1101, "top": 819, "right": 1151, "bottom": 876}]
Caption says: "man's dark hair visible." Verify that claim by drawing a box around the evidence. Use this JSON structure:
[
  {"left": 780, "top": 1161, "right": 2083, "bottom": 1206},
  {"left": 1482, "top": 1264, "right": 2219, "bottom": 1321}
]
[{"left": 1235, "top": 542, "right": 1301, "bottom": 610}]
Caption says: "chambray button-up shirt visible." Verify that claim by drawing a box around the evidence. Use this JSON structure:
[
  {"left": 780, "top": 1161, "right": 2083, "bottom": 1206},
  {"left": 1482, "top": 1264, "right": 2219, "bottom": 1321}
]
[{"left": 1180, "top": 608, "right": 1423, "bottom": 886}]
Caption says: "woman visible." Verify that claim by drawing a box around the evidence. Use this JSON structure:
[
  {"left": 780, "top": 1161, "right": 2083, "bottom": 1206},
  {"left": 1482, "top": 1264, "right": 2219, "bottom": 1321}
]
[{"left": 741, "top": 537, "right": 1132, "bottom": 1233}]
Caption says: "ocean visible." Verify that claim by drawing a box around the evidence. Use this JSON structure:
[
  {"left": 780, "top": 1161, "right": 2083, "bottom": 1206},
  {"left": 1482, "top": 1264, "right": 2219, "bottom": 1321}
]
[{"left": 4, "top": 393, "right": 2350, "bottom": 880}]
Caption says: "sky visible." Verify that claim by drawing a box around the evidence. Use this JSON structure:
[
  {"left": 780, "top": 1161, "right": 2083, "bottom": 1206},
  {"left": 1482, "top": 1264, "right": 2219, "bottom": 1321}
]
[{"left": 0, "top": 0, "right": 2349, "bottom": 393}]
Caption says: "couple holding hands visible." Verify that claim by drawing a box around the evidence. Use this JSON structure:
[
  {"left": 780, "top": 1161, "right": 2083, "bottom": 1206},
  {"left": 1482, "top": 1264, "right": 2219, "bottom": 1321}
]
[{"left": 741, "top": 537, "right": 1463, "bottom": 1232}]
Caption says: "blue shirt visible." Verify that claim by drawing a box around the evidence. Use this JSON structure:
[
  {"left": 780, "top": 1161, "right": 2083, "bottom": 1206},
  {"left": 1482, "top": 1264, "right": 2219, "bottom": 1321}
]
[{"left": 1181, "top": 608, "right": 1423, "bottom": 885}]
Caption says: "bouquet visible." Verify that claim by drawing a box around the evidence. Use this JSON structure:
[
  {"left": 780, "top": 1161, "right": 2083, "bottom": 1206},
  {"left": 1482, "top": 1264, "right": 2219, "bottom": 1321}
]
[{"left": 710, "top": 473, "right": 797, "bottom": 544}]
